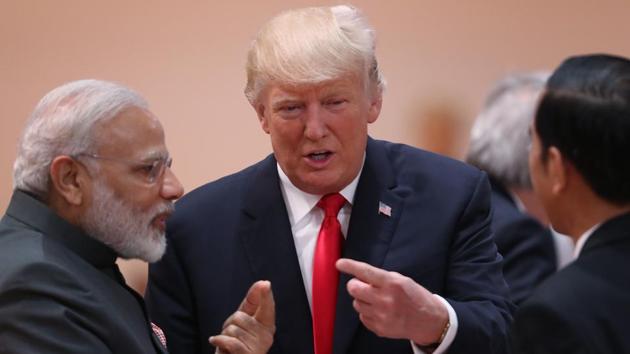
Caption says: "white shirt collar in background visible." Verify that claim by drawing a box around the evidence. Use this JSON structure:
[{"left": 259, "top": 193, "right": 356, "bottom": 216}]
[{"left": 573, "top": 223, "right": 600, "bottom": 259}]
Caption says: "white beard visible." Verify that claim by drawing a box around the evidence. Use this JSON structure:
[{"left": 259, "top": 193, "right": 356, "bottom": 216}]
[{"left": 81, "top": 180, "right": 173, "bottom": 263}]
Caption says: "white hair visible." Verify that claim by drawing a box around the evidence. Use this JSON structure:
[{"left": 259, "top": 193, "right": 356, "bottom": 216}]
[
  {"left": 82, "top": 177, "right": 172, "bottom": 263},
  {"left": 244, "top": 5, "right": 386, "bottom": 104},
  {"left": 13, "top": 79, "right": 148, "bottom": 198},
  {"left": 466, "top": 72, "right": 549, "bottom": 188}
]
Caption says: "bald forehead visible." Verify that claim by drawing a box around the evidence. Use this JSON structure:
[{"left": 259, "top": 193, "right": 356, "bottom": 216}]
[{"left": 93, "top": 107, "right": 166, "bottom": 158}]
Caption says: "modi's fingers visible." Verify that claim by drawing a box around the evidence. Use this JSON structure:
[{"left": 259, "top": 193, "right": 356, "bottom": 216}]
[
  {"left": 209, "top": 334, "right": 245, "bottom": 354},
  {"left": 253, "top": 281, "right": 275, "bottom": 327},
  {"left": 238, "top": 281, "right": 272, "bottom": 317},
  {"left": 210, "top": 281, "right": 275, "bottom": 354}
]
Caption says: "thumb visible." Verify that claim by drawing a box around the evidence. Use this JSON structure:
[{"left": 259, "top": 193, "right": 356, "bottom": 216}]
[
  {"left": 238, "top": 280, "right": 271, "bottom": 316},
  {"left": 254, "top": 281, "right": 275, "bottom": 327}
]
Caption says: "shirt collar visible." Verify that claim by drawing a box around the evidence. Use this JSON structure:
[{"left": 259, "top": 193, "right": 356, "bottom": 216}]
[
  {"left": 572, "top": 222, "right": 601, "bottom": 259},
  {"left": 277, "top": 155, "right": 364, "bottom": 226}
]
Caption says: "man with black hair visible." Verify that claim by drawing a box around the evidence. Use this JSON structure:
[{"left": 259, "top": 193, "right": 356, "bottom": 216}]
[{"left": 510, "top": 54, "right": 630, "bottom": 353}]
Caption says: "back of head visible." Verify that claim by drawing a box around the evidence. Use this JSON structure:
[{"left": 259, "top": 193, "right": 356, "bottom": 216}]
[
  {"left": 13, "top": 79, "right": 148, "bottom": 200},
  {"left": 467, "top": 72, "right": 549, "bottom": 189},
  {"left": 535, "top": 54, "right": 630, "bottom": 204},
  {"left": 244, "top": 5, "right": 385, "bottom": 104}
]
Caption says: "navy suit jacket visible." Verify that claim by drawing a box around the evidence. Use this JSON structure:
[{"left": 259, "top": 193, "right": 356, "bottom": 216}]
[
  {"left": 510, "top": 213, "right": 630, "bottom": 354},
  {"left": 489, "top": 179, "right": 556, "bottom": 305},
  {"left": 146, "top": 138, "right": 514, "bottom": 354}
]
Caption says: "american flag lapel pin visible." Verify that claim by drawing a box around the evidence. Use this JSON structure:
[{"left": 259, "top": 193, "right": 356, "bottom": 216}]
[{"left": 378, "top": 201, "right": 392, "bottom": 217}]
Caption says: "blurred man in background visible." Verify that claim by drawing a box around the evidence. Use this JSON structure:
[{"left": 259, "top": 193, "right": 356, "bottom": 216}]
[
  {"left": 511, "top": 54, "right": 630, "bottom": 353},
  {"left": 147, "top": 5, "right": 513, "bottom": 354},
  {"left": 466, "top": 73, "right": 558, "bottom": 305}
]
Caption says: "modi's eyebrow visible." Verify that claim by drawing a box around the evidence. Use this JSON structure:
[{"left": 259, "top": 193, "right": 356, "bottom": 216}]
[{"left": 138, "top": 150, "right": 169, "bottom": 162}]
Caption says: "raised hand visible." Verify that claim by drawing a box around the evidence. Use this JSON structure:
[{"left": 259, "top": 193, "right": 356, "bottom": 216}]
[
  {"left": 209, "top": 280, "right": 276, "bottom": 354},
  {"left": 336, "top": 258, "right": 448, "bottom": 346}
]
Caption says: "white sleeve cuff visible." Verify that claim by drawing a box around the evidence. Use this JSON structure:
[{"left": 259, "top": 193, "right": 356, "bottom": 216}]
[{"left": 411, "top": 294, "right": 458, "bottom": 354}]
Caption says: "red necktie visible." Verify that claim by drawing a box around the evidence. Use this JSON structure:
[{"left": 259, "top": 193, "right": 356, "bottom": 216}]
[{"left": 312, "top": 193, "right": 346, "bottom": 354}]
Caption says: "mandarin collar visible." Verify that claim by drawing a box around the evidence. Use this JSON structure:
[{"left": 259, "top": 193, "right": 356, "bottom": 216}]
[{"left": 6, "top": 190, "right": 118, "bottom": 268}]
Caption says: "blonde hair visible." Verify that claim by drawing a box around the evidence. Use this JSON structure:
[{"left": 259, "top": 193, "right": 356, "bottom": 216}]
[{"left": 244, "top": 5, "right": 385, "bottom": 104}]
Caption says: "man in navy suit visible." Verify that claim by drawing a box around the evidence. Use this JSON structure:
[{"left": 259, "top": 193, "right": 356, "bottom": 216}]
[
  {"left": 146, "top": 5, "right": 513, "bottom": 354},
  {"left": 510, "top": 54, "right": 630, "bottom": 353},
  {"left": 466, "top": 73, "right": 557, "bottom": 305}
]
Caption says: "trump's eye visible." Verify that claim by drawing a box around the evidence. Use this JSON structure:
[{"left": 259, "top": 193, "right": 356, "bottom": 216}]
[
  {"left": 325, "top": 98, "right": 348, "bottom": 111},
  {"left": 275, "top": 103, "right": 304, "bottom": 118},
  {"left": 283, "top": 104, "right": 302, "bottom": 112}
]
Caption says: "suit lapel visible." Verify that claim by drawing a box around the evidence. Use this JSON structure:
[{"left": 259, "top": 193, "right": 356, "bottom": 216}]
[
  {"left": 334, "top": 139, "right": 404, "bottom": 354},
  {"left": 238, "top": 155, "right": 315, "bottom": 354}
]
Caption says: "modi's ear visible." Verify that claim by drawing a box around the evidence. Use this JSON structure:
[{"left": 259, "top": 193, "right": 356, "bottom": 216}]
[
  {"left": 546, "top": 146, "right": 568, "bottom": 195},
  {"left": 49, "top": 156, "right": 89, "bottom": 206}
]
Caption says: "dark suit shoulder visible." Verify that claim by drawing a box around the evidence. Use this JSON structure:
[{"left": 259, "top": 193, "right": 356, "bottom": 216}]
[
  {"left": 377, "top": 139, "right": 480, "bottom": 176},
  {"left": 511, "top": 298, "right": 589, "bottom": 354},
  {"left": 489, "top": 189, "right": 556, "bottom": 290},
  {"left": 0, "top": 223, "right": 78, "bottom": 280},
  {"left": 512, "top": 272, "right": 593, "bottom": 353},
  {"left": 490, "top": 190, "right": 525, "bottom": 228},
  {"left": 490, "top": 201, "right": 552, "bottom": 258},
  {"left": 514, "top": 249, "right": 630, "bottom": 353},
  {"left": 0, "top": 223, "right": 105, "bottom": 308},
  {"left": 0, "top": 219, "right": 164, "bottom": 354},
  {"left": 0, "top": 219, "right": 46, "bottom": 263},
  {"left": 372, "top": 139, "right": 485, "bottom": 198},
  {"left": 525, "top": 253, "right": 627, "bottom": 312},
  {"left": 175, "top": 154, "right": 272, "bottom": 212}
]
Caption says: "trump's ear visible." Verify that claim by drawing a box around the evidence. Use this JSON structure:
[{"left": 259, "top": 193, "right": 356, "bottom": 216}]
[
  {"left": 49, "top": 156, "right": 88, "bottom": 206},
  {"left": 367, "top": 91, "right": 382, "bottom": 124},
  {"left": 255, "top": 103, "right": 271, "bottom": 134}
]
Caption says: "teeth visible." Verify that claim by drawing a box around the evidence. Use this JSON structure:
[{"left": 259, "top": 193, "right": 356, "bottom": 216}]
[{"left": 310, "top": 152, "right": 329, "bottom": 161}]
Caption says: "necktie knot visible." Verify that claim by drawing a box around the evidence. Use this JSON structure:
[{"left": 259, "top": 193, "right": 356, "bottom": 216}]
[{"left": 317, "top": 193, "right": 346, "bottom": 217}]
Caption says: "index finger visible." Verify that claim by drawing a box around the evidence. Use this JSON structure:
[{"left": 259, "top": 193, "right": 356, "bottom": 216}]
[{"left": 336, "top": 258, "right": 389, "bottom": 287}]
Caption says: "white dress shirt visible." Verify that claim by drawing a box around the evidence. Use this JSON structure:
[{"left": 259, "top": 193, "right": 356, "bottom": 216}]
[
  {"left": 276, "top": 162, "right": 457, "bottom": 354},
  {"left": 277, "top": 163, "right": 359, "bottom": 308}
]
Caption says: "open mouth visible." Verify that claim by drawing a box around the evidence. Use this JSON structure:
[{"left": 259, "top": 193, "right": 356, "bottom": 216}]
[
  {"left": 152, "top": 212, "right": 171, "bottom": 230},
  {"left": 307, "top": 151, "right": 332, "bottom": 161}
]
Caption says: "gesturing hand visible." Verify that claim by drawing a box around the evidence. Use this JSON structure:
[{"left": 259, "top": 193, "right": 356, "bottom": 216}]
[
  {"left": 209, "top": 280, "right": 276, "bottom": 354},
  {"left": 336, "top": 258, "right": 448, "bottom": 346}
]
